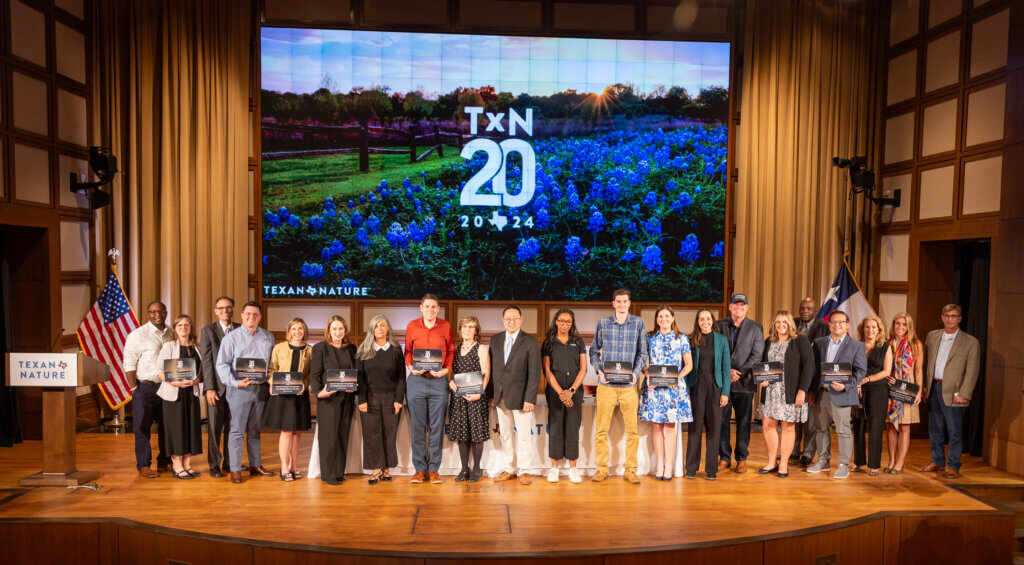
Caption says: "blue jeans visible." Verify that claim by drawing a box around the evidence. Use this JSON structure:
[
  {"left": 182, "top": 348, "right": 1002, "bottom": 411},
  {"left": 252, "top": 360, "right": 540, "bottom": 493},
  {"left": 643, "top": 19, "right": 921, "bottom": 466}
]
[
  {"left": 720, "top": 391, "right": 754, "bottom": 463},
  {"left": 928, "top": 381, "right": 966, "bottom": 471},
  {"left": 406, "top": 374, "right": 447, "bottom": 472}
]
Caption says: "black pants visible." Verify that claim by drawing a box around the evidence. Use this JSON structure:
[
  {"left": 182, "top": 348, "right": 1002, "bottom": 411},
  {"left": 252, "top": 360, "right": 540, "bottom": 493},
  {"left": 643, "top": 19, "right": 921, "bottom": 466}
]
[
  {"left": 359, "top": 392, "right": 400, "bottom": 469},
  {"left": 206, "top": 392, "right": 231, "bottom": 470},
  {"left": 853, "top": 381, "right": 889, "bottom": 469},
  {"left": 686, "top": 374, "right": 722, "bottom": 475},
  {"left": 317, "top": 392, "right": 355, "bottom": 481},
  {"left": 132, "top": 381, "right": 169, "bottom": 470},
  {"left": 546, "top": 387, "right": 583, "bottom": 460}
]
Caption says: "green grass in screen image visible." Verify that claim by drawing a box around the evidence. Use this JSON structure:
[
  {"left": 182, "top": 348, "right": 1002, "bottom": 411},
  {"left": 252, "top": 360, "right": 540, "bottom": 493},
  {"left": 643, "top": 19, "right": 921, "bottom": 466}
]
[{"left": 262, "top": 150, "right": 463, "bottom": 217}]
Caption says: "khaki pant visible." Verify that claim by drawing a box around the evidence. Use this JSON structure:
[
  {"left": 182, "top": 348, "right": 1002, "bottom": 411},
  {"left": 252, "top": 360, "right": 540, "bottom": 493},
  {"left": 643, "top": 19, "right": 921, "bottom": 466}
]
[{"left": 594, "top": 385, "right": 639, "bottom": 473}]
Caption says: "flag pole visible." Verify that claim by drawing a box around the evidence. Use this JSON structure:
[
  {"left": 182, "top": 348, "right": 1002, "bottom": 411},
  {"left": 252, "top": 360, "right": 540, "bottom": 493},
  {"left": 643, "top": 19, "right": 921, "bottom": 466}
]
[{"left": 103, "top": 248, "right": 128, "bottom": 434}]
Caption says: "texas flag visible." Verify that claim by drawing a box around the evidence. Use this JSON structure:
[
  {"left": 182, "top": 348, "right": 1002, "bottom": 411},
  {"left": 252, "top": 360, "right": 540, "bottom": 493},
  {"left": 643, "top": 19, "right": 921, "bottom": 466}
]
[{"left": 816, "top": 259, "right": 876, "bottom": 339}]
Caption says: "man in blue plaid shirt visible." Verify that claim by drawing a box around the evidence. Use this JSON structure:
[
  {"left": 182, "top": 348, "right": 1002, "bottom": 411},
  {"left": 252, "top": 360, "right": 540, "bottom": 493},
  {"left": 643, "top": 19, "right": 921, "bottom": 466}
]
[{"left": 589, "top": 288, "right": 648, "bottom": 484}]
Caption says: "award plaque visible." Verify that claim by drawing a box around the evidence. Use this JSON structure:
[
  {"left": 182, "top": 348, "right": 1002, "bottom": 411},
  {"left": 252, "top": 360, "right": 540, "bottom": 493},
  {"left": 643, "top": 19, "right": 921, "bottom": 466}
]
[
  {"left": 163, "top": 358, "right": 196, "bottom": 383},
  {"left": 820, "top": 362, "right": 852, "bottom": 385},
  {"left": 888, "top": 380, "right": 920, "bottom": 403},
  {"left": 752, "top": 361, "right": 784, "bottom": 385},
  {"left": 453, "top": 371, "right": 484, "bottom": 397},
  {"left": 325, "top": 368, "right": 358, "bottom": 392},
  {"left": 603, "top": 361, "right": 633, "bottom": 385},
  {"left": 412, "top": 348, "right": 443, "bottom": 372},
  {"left": 270, "top": 372, "right": 304, "bottom": 395},
  {"left": 648, "top": 364, "right": 679, "bottom": 387},
  {"left": 235, "top": 357, "right": 268, "bottom": 383}
]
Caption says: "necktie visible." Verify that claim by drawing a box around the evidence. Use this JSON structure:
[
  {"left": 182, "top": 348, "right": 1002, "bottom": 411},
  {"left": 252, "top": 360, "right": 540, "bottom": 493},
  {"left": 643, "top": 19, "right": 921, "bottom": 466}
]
[
  {"left": 505, "top": 335, "right": 513, "bottom": 363},
  {"left": 224, "top": 326, "right": 231, "bottom": 336}
]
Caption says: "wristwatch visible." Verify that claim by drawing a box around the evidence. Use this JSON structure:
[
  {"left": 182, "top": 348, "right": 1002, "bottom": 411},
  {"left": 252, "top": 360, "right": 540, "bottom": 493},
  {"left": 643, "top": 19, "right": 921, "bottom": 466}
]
[{"left": 569, "top": 387, "right": 576, "bottom": 394}]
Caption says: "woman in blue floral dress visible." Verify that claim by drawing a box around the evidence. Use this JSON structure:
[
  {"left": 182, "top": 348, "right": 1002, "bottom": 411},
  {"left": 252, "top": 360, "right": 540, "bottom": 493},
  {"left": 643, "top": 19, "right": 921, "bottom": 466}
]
[{"left": 640, "top": 306, "right": 694, "bottom": 480}]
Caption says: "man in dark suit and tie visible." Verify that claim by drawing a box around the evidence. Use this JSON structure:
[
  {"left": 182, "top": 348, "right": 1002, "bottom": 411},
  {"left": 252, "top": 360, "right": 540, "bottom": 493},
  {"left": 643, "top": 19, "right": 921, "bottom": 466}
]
[
  {"left": 806, "top": 310, "right": 867, "bottom": 480},
  {"left": 199, "top": 296, "right": 240, "bottom": 478},
  {"left": 489, "top": 305, "right": 541, "bottom": 485},
  {"left": 919, "top": 304, "right": 980, "bottom": 479}
]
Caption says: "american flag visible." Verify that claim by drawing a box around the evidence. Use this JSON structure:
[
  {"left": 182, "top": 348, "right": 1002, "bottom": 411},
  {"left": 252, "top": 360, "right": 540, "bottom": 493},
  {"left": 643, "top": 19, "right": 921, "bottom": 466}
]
[{"left": 76, "top": 271, "right": 139, "bottom": 410}]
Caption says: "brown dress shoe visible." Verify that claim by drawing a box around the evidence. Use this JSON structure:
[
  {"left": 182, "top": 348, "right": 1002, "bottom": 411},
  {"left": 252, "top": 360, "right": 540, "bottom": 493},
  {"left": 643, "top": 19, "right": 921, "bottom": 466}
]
[
  {"left": 429, "top": 471, "right": 442, "bottom": 484},
  {"left": 518, "top": 473, "right": 532, "bottom": 485},
  {"left": 138, "top": 467, "right": 157, "bottom": 479},
  {"left": 717, "top": 460, "right": 730, "bottom": 471},
  {"left": 410, "top": 471, "right": 425, "bottom": 483},
  {"left": 249, "top": 466, "right": 273, "bottom": 476},
  {"left": 493, "top": 471, "right": 516, "bottom": 482},
  {"left": 230, "top": 471, "right": 243, "bottom": 484},
  {"left": 735, "top": 461, "right": 747, "bottom": 474},
  {"left": 918, "top": 462, "right": 944, "bottom": 473},
  {"left": 944, "top": 468, "right": 960, "bottom": 479}
]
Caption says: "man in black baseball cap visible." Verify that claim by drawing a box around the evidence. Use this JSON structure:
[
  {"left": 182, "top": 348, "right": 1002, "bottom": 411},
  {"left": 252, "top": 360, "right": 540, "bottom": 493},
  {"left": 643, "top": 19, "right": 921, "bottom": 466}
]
[{"left": 716, "top": 293, "right": 764, "bottom": 473}]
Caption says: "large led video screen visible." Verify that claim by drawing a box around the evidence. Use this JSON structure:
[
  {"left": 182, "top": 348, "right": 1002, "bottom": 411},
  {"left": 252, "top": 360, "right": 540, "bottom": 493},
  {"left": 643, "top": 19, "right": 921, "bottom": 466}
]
[{"left": 260, "top": 29, "right": 729, "bottom": 301}]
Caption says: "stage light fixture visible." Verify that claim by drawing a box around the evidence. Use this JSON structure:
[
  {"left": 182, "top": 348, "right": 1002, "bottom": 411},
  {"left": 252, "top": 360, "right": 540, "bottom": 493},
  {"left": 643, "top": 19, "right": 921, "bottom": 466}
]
[
  {"left": 69, "top": 147, "right": 120, "bottom": 210},
  {"left": 831, "top": 155, "right": 899, "bottom": 208}
]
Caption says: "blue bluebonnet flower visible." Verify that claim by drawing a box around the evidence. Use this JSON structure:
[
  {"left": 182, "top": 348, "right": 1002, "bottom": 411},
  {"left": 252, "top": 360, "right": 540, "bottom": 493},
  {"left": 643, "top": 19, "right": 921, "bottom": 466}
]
[
  {"left": 300, "top": 262, "right": 324, "bottom": 279},
  {"left": 621, "top": 249, "right": 637, "bottom": 262},
  {"left": 643, "top": 192, "right": 657, "bottom": 206},
  {"left": 564, "top": 236, "right": 586, "bottom": 263},
  {"left": 390, "top": 206, "right": 398, "bottom": 214},
  {"left": 603, "top": 179, "right": 622, "bottom": 203},
  {"left": 321, "top": 239, "right": 345, "bottom": 260},
  {"left": 440, "top": 203, "right": 452, "bottom": 217},
  {"left": 535, "top": 207, "right": 551, "bottom": 228},
  {"left": 264, "top": 210, "right": 281, "bottom": 227},
  {"left": 322, "top": 197, "right": 336, "bottom": 218},
  {"left": 679, "top": 234, "right": 700, "bottom": 261},
  {"left": 637, "top": 160, "right": 650, "bottom": 176},
  {"left": 263, "top": 229, "right": 276, "bottom": 240},
  {"left": 365, "top": 214, "right": 381, "bottom": 234},
  {"left": 420, "top": 171, "right": 427, "bottom": 179},
  {"left": 308, "top": 216, "right": 325, "bottom": 232},
  {"left": 350, "top": 212, "right": 363, "bottom": 228},
  {"left": 286, "top": 215, "right": 300, "bottom": 228},
  {"left": 710, "top": 241, "right": 724, "bottom": 258},
  {"left": 423, "top": 218, "right": 437, "bottom": 235},
  {"left": 448, "top": 190, "right": 456, "bottom": 198},
  {"left": 641, "top": 245, "right": 664, "bottom": 273},
  {"left": 278, "top": 206, "right": 290, "bottom": 220},
  {"left": 341, "top": 278, "right": 358, "bottom": 289},
  {"left": 695, "top": 186, "right": 702, "bottom": 194},
  {"left": 262, "top": 255, "right": 268, "bottom": 265},
  {"left": 407, "top": 222, "right": 426, "bottom": 243},
  {"left": 379, "top": 179, "right": 388, "bottom": 189},
  {"left": 386, "top": 222, "right": 409, "bottom": 249},
  {"left": 369, "top": 193, "right": 377, "bottom": 204},
  {"left": 587, "top": 207, "right": 604, "bottom": 233},
  {"left": 567, "top": 190, "right": 581, "bottom": 211},
  {"left": 403, "top": 177, "right": 412, "bottom": 188},
  {"left": 665, "top": 180, "right": 677, "bottom": 192},
  {"left": 669, "top": 192, "right": 693, "bottom": 213},
  {"left": 332, "top": 262, "right": 346, "bottom": 273},
  {"left": 414, "top": 198, "right": 423, "bottom": 212},
  {"left": 347, "top": 199, "right": 355, "bottom": 209},
  {"left": 356, "top": 228, "right": 371, "bottom": 248},
  {"left": 435, "top": 181, "right": 442, "bottom": 189},
  {"left": 359, "top": 195, "right": 366, "bottom": 204},
  {"left": 516, "top": 238, "right": 541, "bottom": 262},
  {"left": 643, "top": 216, "right": 661, "bottom": 235}
]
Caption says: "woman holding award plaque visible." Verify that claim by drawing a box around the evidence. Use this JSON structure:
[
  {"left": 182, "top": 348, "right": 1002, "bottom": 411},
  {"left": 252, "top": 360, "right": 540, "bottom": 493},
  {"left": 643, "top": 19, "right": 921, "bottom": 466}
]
[
  {"left": 884, "top": 313, "right": 923, "bottom": 474},
  {"left": 264, "top": 318, "right": 312, "bottom": 482},
  {"left": 310, "top": 315, "right": 358, "bottom": 486},
  {"left": 639, "top": 306, "right": 693, "bottom": 481},
  {"left": 356, "top": 315, "right": 407, "bottom": 485},
  {"left": 851, "top": 315, "right": 893, "bottom": 476},
  {"left": 446, "top": 316, "right": 490, "bottom": 483},
  {"left": 157, "top": 314, "right": 203, "bottom": 480},
  {"left": 755, "top": 311, "right": 814, "bottom": 478}
]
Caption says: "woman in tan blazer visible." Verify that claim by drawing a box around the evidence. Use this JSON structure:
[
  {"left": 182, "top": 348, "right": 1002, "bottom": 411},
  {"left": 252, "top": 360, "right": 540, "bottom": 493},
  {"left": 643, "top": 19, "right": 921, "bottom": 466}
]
[{"left": 263, "top": 318, "right": 313, "bottom": 481}]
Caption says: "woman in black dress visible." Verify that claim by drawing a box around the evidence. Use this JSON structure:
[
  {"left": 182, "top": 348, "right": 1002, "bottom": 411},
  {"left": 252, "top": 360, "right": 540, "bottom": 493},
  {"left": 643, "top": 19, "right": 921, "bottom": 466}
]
[
  {"left": 852, "top": 315, "right": 893, "bottom": 476},
  {"left": 309, "top": 315, "right": 357, "bottom": 485},
  {"left": 446, "top": 316, "right": 490, "bottom": 482},
  {"left": 157, "top": 314, "right": 203, "bottom": 480},
  {"left": 355, "top": 315, "right": 406, "bottom": 485},
  {"left": 264, "top": 317, "right": 312, "bottom": 481}
]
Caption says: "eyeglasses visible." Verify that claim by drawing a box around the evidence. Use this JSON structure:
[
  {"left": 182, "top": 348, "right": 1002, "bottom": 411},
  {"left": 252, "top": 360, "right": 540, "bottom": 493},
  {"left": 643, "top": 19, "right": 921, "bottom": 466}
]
[
  {"left": 503, "top": 317, "right": 522, "bottom": 322},
  {"left": 555, "top": 319, "right": 573, "bottom": 324},
  {"left": 829, "top": 320, "right": 848, "bottom": 326},
  {"left": 215, "top": 306, "right": 232, "bottom": 311}
]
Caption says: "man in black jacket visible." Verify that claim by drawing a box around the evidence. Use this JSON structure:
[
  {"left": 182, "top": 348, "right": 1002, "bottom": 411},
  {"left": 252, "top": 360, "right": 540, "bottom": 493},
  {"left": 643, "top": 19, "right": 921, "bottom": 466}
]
[
  {"left": 199, "top": 296, "right": 240, "bottom": 478},
  {"left": 794, "top": 297, "right": 829, "bottom": 465},
  {"left": 717, "top": 293, "right": 765, "bottom": 473}
]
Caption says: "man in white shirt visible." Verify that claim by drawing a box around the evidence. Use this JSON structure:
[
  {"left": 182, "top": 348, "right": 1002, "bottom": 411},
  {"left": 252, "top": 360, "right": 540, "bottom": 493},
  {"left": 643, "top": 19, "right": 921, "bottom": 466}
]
[
  {"left": 919, "top": 304, "right": 981, "bottom": 479},
  {"left": 123, "top": 301, "right": 174, "bottom": 478},
  {"left": 199, "top": 296, "right": 240, "bottom": 478}
]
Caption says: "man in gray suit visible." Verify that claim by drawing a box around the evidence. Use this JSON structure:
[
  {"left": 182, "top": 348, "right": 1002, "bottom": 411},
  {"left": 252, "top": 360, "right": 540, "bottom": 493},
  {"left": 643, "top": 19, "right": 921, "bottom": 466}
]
[
  {"left": 199, "top": 296, "right": 240, "bottom": 478},
  {"left": 806, "top": 310, "right": 868, "bottom": 480},
  {"left": 489, "top": 305, "right": 541, "bottom": 485},
  {"left": 717, "top": 293, "right": 764, "bottom": 473},
  {"left": 919, "top": 304, "right": 980, "bottom": 479}
]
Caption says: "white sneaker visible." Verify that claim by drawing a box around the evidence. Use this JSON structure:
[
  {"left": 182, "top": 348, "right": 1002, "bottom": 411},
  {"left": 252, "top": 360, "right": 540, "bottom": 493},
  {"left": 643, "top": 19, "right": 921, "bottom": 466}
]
[
  {"left": 568, "top": 468, "right": 582, "bottom": 483},
  {"left": 547, "top": 468, "right": 560, "bottom": 483}
]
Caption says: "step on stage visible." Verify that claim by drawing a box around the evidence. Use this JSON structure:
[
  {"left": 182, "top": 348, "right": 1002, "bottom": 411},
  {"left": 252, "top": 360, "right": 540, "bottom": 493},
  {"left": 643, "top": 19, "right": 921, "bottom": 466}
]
[{"left": 0, "top": 433, "right": 1017, "bottom": 563}]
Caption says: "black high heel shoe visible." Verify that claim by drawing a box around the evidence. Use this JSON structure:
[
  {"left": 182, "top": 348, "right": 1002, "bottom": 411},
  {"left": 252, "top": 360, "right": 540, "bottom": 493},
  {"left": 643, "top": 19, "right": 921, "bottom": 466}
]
[
  {"left": 368, "top": 471, "right": 383, "bottom": 485},
  {"left": 454, "top": 469, "right": 470, "bottom": 482}
]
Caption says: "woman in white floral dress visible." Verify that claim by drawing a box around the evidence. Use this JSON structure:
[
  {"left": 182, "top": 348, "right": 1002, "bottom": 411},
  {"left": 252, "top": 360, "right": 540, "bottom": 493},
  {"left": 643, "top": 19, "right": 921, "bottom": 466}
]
[{"left": 640, "top": 306, "right": 694, "bottom": 481}]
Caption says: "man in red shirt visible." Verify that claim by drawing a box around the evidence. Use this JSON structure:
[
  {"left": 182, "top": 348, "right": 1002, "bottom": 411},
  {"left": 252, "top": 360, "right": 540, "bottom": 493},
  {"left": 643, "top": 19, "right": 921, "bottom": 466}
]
[{"left": 404, "top": 294, "right": 454, "bottom": 483}]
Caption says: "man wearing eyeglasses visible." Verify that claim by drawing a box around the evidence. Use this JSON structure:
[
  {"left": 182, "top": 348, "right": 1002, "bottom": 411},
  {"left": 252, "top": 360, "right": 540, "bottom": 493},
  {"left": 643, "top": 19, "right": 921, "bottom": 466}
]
[
  {"left": 123, "top": 301, "right": 175, "bottom": 478},
  {"left": 199, "top": 296, "right": 240, "bottom": 478},
  {"left": 806, "top": 310, "right": 867, "bottom": 480},
  {"left": 489, "top": 305, "right": 541, "bottom": 485},
  {"left": 919, "top": 304, "right": 980, "bottom": 479}
]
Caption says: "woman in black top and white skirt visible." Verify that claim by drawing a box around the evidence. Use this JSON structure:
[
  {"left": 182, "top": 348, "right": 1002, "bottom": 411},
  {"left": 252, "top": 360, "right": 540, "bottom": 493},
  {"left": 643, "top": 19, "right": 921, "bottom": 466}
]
[
  {"left": 309, "top": 315, "right": 357, "bottom": 486},
  {"left": 446, "top": 316, "right": 491, "bottom": 483},
  {"left": 264, "top": 318, "right": 312, "bottom": 481},
  {"left": 356, "top": 315, "right": 406, "bottom": 485},
  {"left": 157, "top": 314, "right": 203, "bottom": 480}
]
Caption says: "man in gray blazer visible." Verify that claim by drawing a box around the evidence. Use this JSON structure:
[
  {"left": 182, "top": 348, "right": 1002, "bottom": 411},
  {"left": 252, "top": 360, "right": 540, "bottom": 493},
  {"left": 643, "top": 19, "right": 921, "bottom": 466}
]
[
  {"left": 806, "top": 310, "right": 868, "bottom": 479},
  {"left": 717, "top": 293, "right": 764, "bottom": 473},
  {"left": 199, "top": 296, "right": 240, "bottom": 478},
  {"left": 489, "top": 305, "right": 541, "bottom": 485},
  {"left": 919, "top": 304, "right": 980, "bottom": 479}
]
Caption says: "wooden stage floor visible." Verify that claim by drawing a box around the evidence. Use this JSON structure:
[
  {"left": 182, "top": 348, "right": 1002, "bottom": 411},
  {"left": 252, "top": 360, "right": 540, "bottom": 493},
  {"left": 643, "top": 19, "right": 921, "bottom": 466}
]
[{"left": 0, "top": 431, "right": 1019, "bottom": 560}]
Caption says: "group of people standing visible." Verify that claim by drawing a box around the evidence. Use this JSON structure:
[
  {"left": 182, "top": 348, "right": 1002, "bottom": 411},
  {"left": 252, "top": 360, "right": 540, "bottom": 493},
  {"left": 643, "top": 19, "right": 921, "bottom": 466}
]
[{"left": 123, "top": 289, "right": 979, "bottom": 484}]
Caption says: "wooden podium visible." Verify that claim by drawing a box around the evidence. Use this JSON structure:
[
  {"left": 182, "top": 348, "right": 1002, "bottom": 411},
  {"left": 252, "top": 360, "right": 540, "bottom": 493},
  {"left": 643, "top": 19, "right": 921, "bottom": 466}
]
[{"left": 5, "top": 353, "right": 109, "bottom": 486}]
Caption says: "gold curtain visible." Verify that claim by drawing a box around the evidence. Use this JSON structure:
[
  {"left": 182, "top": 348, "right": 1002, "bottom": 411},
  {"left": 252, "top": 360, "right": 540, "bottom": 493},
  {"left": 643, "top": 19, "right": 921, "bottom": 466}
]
[
  {"left": 734, "top": 0, "right": 883, "bottom": 326},
  {"left": 93, "top": 0, "right": 251, "bottom": 326}
]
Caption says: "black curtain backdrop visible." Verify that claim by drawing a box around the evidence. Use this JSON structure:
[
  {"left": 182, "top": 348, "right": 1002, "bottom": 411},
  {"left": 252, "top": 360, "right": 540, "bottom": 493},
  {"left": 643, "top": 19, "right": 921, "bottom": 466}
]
[{"left": 954, "top": 240, "right": 990, "bottom": 458}]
